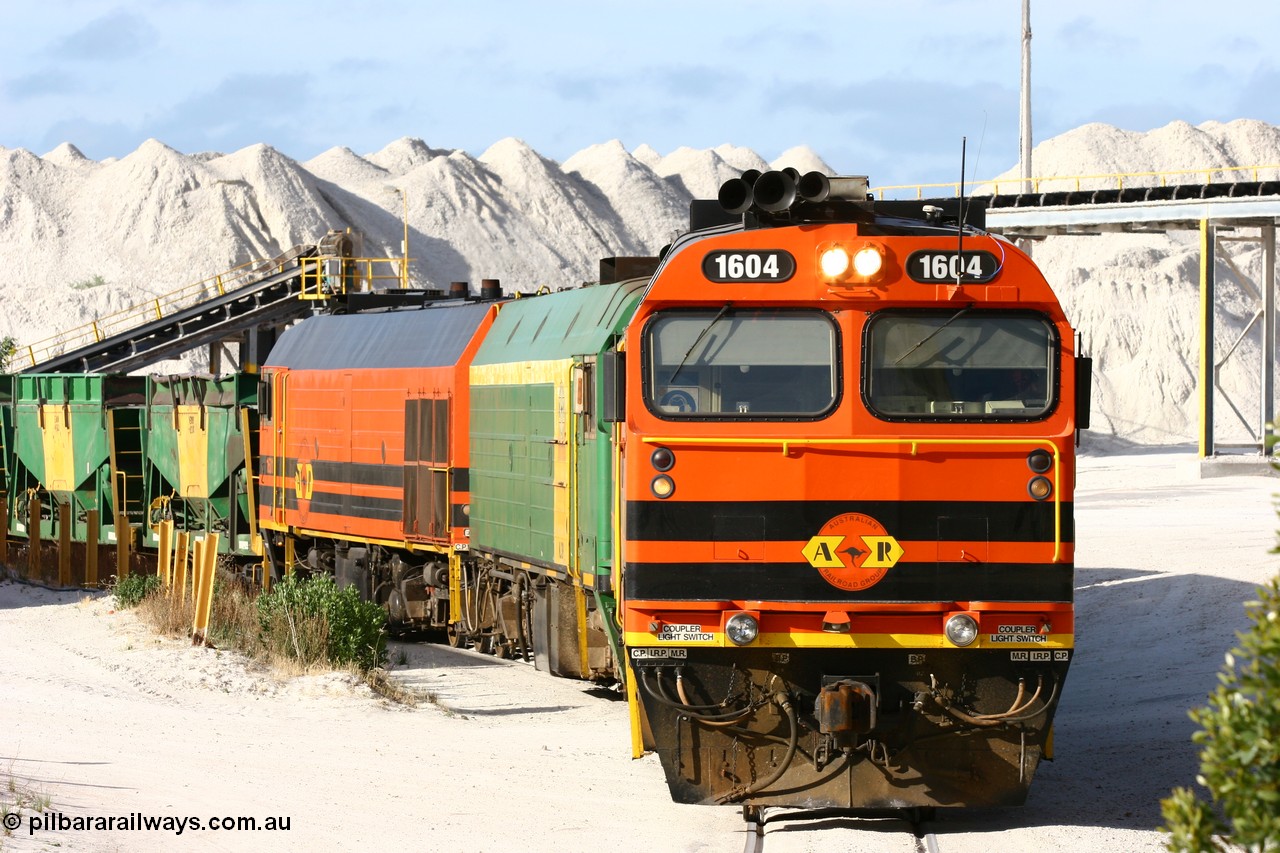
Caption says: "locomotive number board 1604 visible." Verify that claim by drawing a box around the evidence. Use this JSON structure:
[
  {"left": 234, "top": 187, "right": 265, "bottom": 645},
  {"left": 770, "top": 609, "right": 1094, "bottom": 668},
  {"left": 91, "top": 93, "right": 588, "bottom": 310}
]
[
  {"left": 906, "top": 249, "right": 999, "bottom": 283},
  {"left": 702, "top": 250, "right": 796, "bottom": 282}
]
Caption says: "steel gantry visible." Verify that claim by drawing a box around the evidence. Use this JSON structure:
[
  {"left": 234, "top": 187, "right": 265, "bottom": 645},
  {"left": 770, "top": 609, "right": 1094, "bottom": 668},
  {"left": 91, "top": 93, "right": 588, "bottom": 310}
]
[{"left": 982, "top": 186, "right": 1280, "bottom": 462}]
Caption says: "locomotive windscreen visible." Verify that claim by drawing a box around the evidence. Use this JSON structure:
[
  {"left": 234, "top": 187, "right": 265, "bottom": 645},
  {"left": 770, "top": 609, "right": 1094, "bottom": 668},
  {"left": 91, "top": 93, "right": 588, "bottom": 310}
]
[
  {"left": 645, "top": 308, "right": 837, "bottom": 417},
  {"left": 864, "top": 309, "right": 1056, "bottom": 419}
]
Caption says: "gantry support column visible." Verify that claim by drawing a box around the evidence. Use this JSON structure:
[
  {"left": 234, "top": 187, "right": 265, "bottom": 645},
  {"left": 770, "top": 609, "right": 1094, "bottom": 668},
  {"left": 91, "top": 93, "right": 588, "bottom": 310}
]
[
  {"left": 1200, "top": 219, "right": 1216, "bottom": 457},
  {"left": 1263, "top": 223, "right": 1276, "bottom": 446}
]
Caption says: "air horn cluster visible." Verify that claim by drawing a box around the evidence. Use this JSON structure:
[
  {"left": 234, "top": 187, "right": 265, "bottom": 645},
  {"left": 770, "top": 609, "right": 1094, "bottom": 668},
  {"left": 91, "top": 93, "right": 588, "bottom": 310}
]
[{"left": 717, "top": 168, "right": 869, "bottom": 215}]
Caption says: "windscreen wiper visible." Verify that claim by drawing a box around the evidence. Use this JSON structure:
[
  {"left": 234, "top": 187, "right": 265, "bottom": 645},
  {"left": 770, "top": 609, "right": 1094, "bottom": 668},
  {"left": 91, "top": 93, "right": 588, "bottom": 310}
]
[
  {"left": 894, "top": 305, "right": 972, "bottom": 365},
  {"left": 670, "top": 302, "right": 733, "bottom": 384}
]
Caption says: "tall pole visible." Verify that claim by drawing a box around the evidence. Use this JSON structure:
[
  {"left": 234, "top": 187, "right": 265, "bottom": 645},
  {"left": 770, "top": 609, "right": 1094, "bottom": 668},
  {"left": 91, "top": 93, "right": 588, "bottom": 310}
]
[
  {"left": 1020, "top": 0, "right": 1033, "bottom": 194},
  {"left": 400, "top": 188, "right": 409, "bottom": 289}
]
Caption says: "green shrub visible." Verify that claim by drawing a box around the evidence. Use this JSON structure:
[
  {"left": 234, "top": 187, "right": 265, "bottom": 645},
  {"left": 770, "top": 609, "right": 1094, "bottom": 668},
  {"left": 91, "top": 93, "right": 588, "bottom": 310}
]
[
  {"left": 257, "top": 574, "right": 387, "bottom": 672},
  {"left": 70, "top": 274, "right": 107, "bottom": 290},
  {"left": 112, "top": 574, "right": 161, "bottom": 608},
  {"left": 0, "top": 336, "right": 15, "bottom": 371},
  {"left": 1161, "top": 574, "right": 1280, "bottom": 851}
]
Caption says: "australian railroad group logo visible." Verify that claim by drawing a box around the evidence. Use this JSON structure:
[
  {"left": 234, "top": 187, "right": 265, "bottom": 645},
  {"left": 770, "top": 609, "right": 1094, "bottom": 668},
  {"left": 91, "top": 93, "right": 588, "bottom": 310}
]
[{"left": 801, "top": 512, "right": 904, "bottom": 591}]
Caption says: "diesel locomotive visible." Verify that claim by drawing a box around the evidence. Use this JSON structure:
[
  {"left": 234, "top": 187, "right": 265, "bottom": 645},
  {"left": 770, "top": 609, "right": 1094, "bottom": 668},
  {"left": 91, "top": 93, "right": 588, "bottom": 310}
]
[{"left": 249, "top": 169, "right": 1090, "bottom": 812}]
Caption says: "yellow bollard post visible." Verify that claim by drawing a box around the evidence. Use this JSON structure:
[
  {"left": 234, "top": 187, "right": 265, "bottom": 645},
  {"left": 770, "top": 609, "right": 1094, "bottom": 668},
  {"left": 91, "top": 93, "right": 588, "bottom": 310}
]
[
  {"left": 115, "top": 512, "right": 131, "bottom": 580},
  {"left": 192, "top": 534, "right": 219, "bottom": 644},
  {"left": 190, "top": 538, "right": 206, "bottom": 614},
  {"left": 174, "top": 531, "right": 190, "bottom": 603},
  {"left": 58, "top": 501, "right": 71, "bottom": 588},
  {"left": 85, "top": 509, "right": 99, "bottom": 588},
  {"left": 156, "top": 519, "right": 173, "bottom": 589}
]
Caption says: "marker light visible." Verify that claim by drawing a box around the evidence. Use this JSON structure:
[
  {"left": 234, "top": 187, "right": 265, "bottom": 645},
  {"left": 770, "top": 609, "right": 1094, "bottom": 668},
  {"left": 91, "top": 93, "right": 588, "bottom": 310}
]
[
  {"left": 725, "top": 612, "right": 759, "bottom": 646},
  {"left": 1028, "top": 476, "right": 1053, "bottom": 501},
  {"left": 650, "top": 446, "right": 675, "bottom": 472},
  {"left": 945, "top": 613, "right": 979, "bottom": 647},
  {"left": 852, "top": 246, "right": 884, "bottom": 278},
  {"left": 1027, "top": 449, "right": 1053, "bottom": 473},
  {"left": 819, "top": 246, "right": 851, "bottom": 279},
  {"left": 651, "top": 474, "right": 675, "bottom": 499}
]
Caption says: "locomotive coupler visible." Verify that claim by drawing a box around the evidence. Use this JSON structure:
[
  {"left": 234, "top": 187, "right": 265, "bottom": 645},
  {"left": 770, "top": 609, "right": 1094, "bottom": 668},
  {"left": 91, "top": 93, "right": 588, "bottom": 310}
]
[{"left": 815, "top": 679, "right": 876, "bottom": 738}]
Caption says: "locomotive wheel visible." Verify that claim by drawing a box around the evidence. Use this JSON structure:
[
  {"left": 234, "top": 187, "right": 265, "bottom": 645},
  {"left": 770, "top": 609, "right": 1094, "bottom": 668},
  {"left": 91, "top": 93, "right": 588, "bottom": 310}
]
[
  {"left": 514, "top": 574, "right": 534, "bottom": 662},
  {"left": 446, "top": 624, "right": 468, "bottom": 648}
]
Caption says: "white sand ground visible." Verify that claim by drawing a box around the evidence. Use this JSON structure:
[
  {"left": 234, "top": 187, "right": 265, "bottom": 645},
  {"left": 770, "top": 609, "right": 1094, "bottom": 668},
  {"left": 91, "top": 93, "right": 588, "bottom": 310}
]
[{"left": 1, "top": 448, "right": 1276, "bottom": 853}]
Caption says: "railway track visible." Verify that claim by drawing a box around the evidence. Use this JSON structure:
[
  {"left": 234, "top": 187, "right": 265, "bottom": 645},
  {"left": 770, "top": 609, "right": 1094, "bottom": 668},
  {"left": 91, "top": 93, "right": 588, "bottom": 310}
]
[{"left": 740, "top": 808, "right": 941, "bottom": 853}]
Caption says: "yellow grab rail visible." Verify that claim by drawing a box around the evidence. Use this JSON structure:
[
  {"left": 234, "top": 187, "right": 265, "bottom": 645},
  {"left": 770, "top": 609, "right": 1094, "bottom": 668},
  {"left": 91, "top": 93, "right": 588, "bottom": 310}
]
[{"left": 639, "top": 435, "right": 1064, "bottom": 561}]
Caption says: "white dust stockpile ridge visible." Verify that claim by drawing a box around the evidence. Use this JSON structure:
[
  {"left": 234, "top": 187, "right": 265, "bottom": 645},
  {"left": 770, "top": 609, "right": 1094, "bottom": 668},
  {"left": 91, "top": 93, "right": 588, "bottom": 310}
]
[{"left": 0, "top": 119, "right": 1275, "bottom": 445}]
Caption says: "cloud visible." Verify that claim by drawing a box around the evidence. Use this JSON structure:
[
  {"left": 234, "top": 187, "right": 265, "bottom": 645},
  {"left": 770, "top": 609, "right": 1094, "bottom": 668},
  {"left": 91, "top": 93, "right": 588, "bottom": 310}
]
[
  {"left": 47, "top": 10, "right": 157, "bottom": 62},
  {"left": 126, "top": 72, "right": 319, "bottom": 156},
  {"left": 767, "top": 76, "right": 1016, "bottom": 153},
  {"left": 4, "top": 70, "right": 81, "bottom": 100},
  {"left": 550, "top": 72, "right": 619, "bottom": 103},
  {"left": 331, "top": 57, "right": 387, "bottom": 74},
  {"left": 646, "top": 66, "right": 735, "bottom": 100},
  {"left": 1056, "top": 15, "right": 1133, "bottom": 54},
  {"left": 551, "top": 64, "right": 734, "bottom": 106},
  {"left": 1230, "top": 64, "right": 1280, "bottom": 123}
]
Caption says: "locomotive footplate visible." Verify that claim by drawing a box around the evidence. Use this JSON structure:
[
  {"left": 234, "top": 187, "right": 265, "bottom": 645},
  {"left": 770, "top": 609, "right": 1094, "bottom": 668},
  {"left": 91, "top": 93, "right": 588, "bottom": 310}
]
[{"left": 631, "top": 646, "right": 1071, "bottom": 810}]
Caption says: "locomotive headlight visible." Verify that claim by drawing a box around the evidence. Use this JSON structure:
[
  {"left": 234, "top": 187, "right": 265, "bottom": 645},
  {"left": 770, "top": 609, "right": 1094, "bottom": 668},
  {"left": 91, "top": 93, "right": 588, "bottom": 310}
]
[
  {"left": 819, "top": 246, "right": 851, "bottom": 279},
  {"left": 725, "top": 612, "right": 759, "bottom": 646},
  {"left": 1027, "top": 449, "right": 1053, "bottom": 473},
  {"left": 852, "top": 245, "right": 884, "bottom": 278},
  {"left": 944, "top": 613, "right": 979, "bottom": 647}
]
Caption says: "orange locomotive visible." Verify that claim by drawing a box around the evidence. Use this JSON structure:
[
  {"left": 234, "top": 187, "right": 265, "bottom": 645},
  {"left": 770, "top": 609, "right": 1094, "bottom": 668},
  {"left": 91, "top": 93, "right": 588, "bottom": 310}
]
[
  {"left": 257, "top": 298, "right": 500, "bottom": 633},
  {"left": 617, "top": 171, "right": 1089, "bottom": 811}
]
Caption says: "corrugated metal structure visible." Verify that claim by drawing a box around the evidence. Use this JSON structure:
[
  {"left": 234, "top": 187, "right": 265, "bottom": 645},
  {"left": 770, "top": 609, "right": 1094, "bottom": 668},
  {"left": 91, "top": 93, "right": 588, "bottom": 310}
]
[
  {"left": 265, "top": 303, "right": 494, "bottom": 370},
  {"left": 468, "top": 281, "right": 645, "bottom": 577}
]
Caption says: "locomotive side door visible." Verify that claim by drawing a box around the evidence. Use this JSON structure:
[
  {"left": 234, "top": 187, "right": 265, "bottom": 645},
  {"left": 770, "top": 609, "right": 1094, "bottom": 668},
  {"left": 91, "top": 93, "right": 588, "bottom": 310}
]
[
  {"left": 269, "top": 371, "right": 288, "bottom": 527},
  {"left": 572, "top": 357, "right": 598, "bottom": 575}
]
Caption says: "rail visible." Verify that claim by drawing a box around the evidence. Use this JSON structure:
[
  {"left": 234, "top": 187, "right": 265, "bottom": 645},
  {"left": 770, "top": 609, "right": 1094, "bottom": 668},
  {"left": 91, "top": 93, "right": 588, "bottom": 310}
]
[{"left": 872, "top": 163, "right": 1280, "bottom": 200}]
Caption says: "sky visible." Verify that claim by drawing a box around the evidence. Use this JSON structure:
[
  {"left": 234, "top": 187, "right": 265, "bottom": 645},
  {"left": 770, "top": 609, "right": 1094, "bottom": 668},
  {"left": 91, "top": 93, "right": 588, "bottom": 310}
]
[{"left": 4, "top": 0, "right": 1280, "bottom": 188}]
